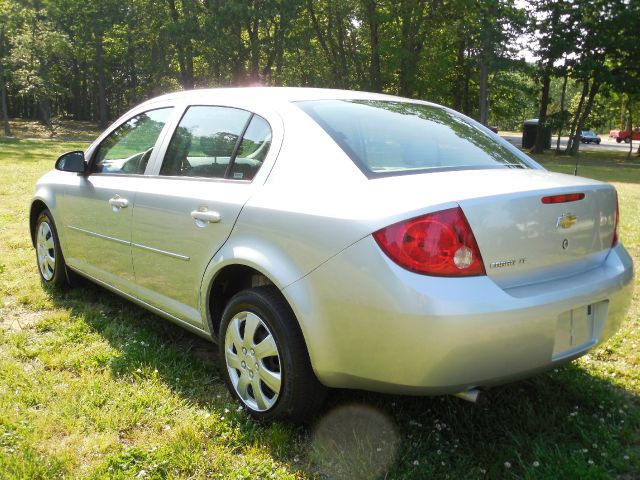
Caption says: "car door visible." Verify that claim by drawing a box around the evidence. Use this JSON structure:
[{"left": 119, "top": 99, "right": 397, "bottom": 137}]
[
  {"left": 130, "top": 105, "right": 274, "bottom": 326},
  {"left": 62, "top": 107, "right": 174, "bottom": 290}
]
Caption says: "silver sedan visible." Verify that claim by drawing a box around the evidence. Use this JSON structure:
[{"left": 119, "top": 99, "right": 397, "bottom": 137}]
[{"left": 30, "top": 88, "right": 634, "bottom": 422}]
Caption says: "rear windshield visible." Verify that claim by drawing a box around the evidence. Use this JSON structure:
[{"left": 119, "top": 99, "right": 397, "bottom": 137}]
[{"left": 297, "top": 100, "right": 530, "bottom": 177}]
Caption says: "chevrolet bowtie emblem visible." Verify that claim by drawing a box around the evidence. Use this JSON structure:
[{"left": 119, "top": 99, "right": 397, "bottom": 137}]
[{"left": 556, "top": 213, "right": 577, "bottom": 229}]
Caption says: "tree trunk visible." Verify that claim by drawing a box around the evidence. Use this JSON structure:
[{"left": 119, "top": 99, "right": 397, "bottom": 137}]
[
  {"left": 463, "top": 65, "right": 471, "bottom": 115},
  {"left": 364, "top": 0, "right": 381, "bottom": 92},
  {"left": 478, "top": 55, "right": 489, "bottom": 125},
  {"left": 167, "top": 0, "right": 195, "bottom": 89},
  {"left": 565, "top": 79, "right": 589, "bottom": 153},
  {"left": 96, "top": 35, "right": 108, "bottom": 128},
  {"left": 0, "top": 60, "right": 10, "bottom": 136},
  {"left": 620, "top": 95, "right": 628, "bottom": 130},
  {"left": 307, "top": 0, "right": 343, "bottom": 87},
  {"left": 332, "top": 2, "right": 350, "bottom": 85},
  {"left": 627, "top": 104, "right": 633, "bottom": 161},
  {"left": 231, "top": 22, "right": 246, "bottom": 85},
  {"left": 70, "top": 60, "right": 82, "bottom": 120},
  {"left": 452, "top": 34, "right": 465, "bottom": 112},
  {"left": 248, "top": 16, "right": 260, "bottom": 83},
  {"left": 274, "top": 34, "right": 284, "bottom": 86},
  {"left": 568, "top": 79, "right": 600, "bottom": 155},
  {"left": 38, "top": 98, "right": 51, "bottom": 126},
  {"left": 397, "top": 0, "right": 427, "bottom": 97},
  {"left": 555, "top": 72, "right": 568, "bottom": 152},
  {"left": 531, "top": 69, "right": 551, "bottom": 153}
]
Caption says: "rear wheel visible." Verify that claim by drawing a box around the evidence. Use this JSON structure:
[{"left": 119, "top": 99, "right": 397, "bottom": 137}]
[
  {"left": 35, "top": 209, "right": 70, "bottom": 288},
  {"left": 219, "top": 286, "right": 326, "bottom": 423}
]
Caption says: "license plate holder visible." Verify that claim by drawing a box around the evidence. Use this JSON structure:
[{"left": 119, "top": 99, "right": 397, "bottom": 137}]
[{"left": 552, "top": 304, "right": 596, "bottom": 360}]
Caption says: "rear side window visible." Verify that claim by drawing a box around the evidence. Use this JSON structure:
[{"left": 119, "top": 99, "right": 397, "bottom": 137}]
[
  {"left": 297, "top": 100, "right": 530, "bottom": 177},
  {"left": 160, "top": 106, "right": 271, "bottom": 180},
  {"left": 230, "top": 116, "right": 272, "bottom": 181}
]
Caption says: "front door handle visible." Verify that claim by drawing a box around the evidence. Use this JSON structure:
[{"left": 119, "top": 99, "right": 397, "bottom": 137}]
[
  {"left": 108, "top": 195, "right": 129, "bottom": 211},
  {"left": 191, "top": 209, "right": 221, "bottom": 226}
]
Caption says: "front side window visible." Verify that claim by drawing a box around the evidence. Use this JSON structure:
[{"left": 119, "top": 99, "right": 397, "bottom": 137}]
[
  {"left": 91, "top": 108, "right": 173, "bottom": 174},
  {"left": 160, "top": 106, "right": 272, "bottom": 180},
  {"left": 297, "top": 100, "right": 531, "bottom": 177}
]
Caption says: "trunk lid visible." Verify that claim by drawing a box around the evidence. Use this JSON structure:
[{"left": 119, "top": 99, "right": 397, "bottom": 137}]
[
  {"left": 456, "top": 173, "right": 616, "bottom": 288},
  {"left": 364, "top": 168, "right": 617, "bottom": 288}
]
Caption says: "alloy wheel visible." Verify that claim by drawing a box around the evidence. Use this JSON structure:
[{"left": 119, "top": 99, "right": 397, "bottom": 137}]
[
  {"left": 37, "top": 221, "right": 56, "bottom": 281},
  {"left": 224, "top": 311, "right": 282, "bottom": 412}
]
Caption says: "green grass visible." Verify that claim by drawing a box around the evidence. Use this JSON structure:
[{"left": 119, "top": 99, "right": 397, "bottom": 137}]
[
  {"left": 532, "top": 149, "right": 640, "bottom": 185},
  {"left": 1, "top": 138, "right": 638, "bottom": 479}
]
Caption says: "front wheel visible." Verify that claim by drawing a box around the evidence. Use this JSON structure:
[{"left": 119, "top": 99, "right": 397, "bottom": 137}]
[
  {"left": 219, "top": 286, "right": 326, "bottom": 423},
  {"left": 35, "top": 209, "right": 70, "bottom": 288}
]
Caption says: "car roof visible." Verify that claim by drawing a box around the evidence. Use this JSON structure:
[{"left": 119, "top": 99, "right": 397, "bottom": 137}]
[{"left": 139, "top": 87, "right": 418, "bottom": 109}]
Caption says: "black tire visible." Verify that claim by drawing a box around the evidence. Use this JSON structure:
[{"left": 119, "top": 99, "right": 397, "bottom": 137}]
[
  {"left": 35, "top": 209, "right": 71, "bottom": 289},
  {"left": 219, "top": 286, "right": 327, "bottom": 423},
  {"left": 616, "top": 138, "right": 622, "bottom": 143},
  {"left": 596, "top": 139, "right": 601, "bottom": 144},
  {"left": 624, "top": 136, "right": 631, "bottom": 144}
]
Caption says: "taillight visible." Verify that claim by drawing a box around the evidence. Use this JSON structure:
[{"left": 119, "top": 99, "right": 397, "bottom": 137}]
[
  {"left": 612, "top": 192, "right": 619, "bottom": 247},
  {"left": 373, "top": 207, "right": 485, "bottom": 276}
]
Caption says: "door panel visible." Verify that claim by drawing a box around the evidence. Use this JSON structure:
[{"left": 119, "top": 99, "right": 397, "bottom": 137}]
[
  {"left": 63, "top": 175, "right": 137, "bottom": 288},
  {"left": 129, "top": 106, "right": 273, "bottom": 326},
  {"left": 130, "top": 179, "right": 254, "bottom": 324},
  {"left": 62, "top": 107, "right": 174, "bottom": 290}
]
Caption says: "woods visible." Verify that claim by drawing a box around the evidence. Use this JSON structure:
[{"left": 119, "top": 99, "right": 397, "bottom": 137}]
[{"left": 0, "top": 0, "right": 638, "bottom": 154}]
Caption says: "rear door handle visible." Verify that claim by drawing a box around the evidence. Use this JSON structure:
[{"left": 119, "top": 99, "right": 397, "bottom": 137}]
[
  {"left": 108, "top": 195, "right": 129, "bottom": 211},
  {"left": 191, "top": 209, "right": 221, "bottom": 226}
]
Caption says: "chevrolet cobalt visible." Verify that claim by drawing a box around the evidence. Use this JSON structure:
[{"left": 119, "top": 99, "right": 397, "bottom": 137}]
[{"left": 31, "top": 88, "right": 633, "bottom": 422}]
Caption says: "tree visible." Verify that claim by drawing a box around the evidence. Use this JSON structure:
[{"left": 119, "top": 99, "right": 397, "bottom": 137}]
[
  {"left": 0, "top": 0, "right": 16, "bottom": 135},
  {"left": 528, "top": 0, "right": 579, "bottom": 153},
  {"left": 9, "top": 2, "right": 69, "bottom": 125}
]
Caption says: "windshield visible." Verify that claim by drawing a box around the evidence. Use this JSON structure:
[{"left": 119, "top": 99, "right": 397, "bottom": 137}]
[{"left": 297, "top": 100, "right": 530, "bottom": 177}]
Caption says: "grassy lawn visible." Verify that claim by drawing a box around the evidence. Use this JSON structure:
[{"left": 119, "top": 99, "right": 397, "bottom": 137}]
[{"left": 1, "top": 137, "right": 638, "bottom": 479}]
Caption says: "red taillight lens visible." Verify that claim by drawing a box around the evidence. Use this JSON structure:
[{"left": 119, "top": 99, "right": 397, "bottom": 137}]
[
  {"left": 541, "top": 193, "right": 585, "bottom": 204},
  {"left": 612, "top": 192, "right": 619, "bottom": 247},
  {"left": 373, "top": 207, "right": 485, "bottom": 276}
]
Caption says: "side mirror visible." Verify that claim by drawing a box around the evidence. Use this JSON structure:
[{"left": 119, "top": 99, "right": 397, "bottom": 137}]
[{"left": 55, "top": 151, "right": 86, "bottom": 173}]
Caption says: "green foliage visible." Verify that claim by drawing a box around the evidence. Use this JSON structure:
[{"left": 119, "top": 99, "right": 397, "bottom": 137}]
[{"left": 0, "top": 0, "right": 636, "bottom": 136}]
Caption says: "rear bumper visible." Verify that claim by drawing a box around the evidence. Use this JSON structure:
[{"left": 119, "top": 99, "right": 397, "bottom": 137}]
[{"left": 283, "top": 239, "right": 634, "bottom": 394}]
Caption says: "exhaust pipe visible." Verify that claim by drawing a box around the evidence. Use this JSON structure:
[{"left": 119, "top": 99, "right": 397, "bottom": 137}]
[{"left": 452, "top": 388, "right": 482, "bottom": 404}]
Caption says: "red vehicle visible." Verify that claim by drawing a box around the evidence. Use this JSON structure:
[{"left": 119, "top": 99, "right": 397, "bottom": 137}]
[{"left": 609, "top": 128, "right": 640, "bottom": 143}]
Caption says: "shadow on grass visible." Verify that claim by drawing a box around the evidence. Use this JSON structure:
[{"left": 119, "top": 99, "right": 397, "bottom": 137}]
[
  {"left": 0, "top": 138, "right": 90, "bottom": 163},
  {"left": 47, "top": 281, "right": 639, "bottom": 478}
]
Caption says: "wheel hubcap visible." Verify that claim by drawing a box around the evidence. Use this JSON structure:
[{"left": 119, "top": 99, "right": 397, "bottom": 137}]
[
  {"left": 225, "top": 311, "right": 281, "bottom": 412},
  {"left": 36, "top": 221, "right": 55, "bottom": 281}
]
